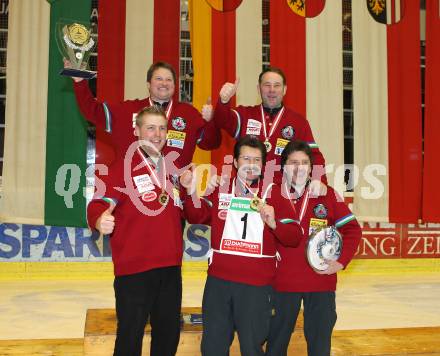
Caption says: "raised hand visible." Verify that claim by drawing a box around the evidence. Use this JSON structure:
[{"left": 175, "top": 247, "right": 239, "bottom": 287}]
[
  {"left": 201, "top": 97, "right": 213, "bottom": 122},
  {"left": 96, "top": 203, "right": 116, "bottom": 235},
  {"left": 219, "top": 78, "right": 240, "bottom": 104},
  {"left": 63, "top": 58, "right": 83, "bottom": 83}
]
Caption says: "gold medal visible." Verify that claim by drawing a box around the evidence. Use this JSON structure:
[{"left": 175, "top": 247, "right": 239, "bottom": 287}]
[
  {"left": 250, "top": 196, "right": 262, "bottom": 211},
  {"left": 158, "top": 192, "right": 169, "bottom": 206},
  {"left": 264, "top": 140, "right": 272, "bottom": 153}
]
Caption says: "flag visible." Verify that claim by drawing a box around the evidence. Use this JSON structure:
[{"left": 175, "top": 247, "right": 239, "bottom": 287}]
[
  {"left": 189, "top": 0, "right": 262, "bottom": 171},
  {"left": 286, "top": 0, "right": 325, "bottom": 18},
  {"left": 95, "top": 0, "right": 180, "bottom": 168},
  {"left": 205, "top": 0, "right": 243, "bottom": 12},
  {"left": 0, "top": 0, "right": 89, "bottom": 227},
  {"left": 352, "top": 0, "right": 422, "bottom": 222},
  {"left": 422, "top": 0, "right": 440, "bottom": 222},
  {"left": 270, "top": 0, "right": 344, "bottom": 192},
  {"left": 0, "top": 0, "right": 182, "bottom": 227}
]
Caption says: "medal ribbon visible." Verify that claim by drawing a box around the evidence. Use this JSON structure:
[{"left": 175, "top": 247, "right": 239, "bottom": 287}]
[
  {"left": 283, "top": 183, "right": 310, "bottom": 223},
  {"left": 260, "top": 105, "right": 285, "bottom": 143},
  {"left": 136, "top": 147, "right": 167, "bottom": 191},
  {"left": 149, "top": 98, "right": 174, "bottom": 119},
  {"left": 236, "top": 176, "right": 260, "bottom": 199}
]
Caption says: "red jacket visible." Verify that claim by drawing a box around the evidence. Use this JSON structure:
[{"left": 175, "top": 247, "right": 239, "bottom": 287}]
[
  {"left": 87, "top": 148, "right": 184, "bottom": 276},
  {"left": 213, "top": 100, "right": 327, "bottom": 182},
  {"left": 74, "top": 81, "right": 221, "bottom": 170},
  {"left": 183, "top": 181, "right": 303, "bottom": 286},
  {"left": 274, "top": 186, "right": 361, "bottom": 292}
]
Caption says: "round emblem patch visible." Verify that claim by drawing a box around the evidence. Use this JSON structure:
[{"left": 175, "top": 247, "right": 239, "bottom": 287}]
[
  {"left": 281, "top": 125, "right": 295, "bottom": 139},
  {"left": 218, "top": 210, "right": 228, "bottom": 220},
  {"left": 142, "top": 191, "right": 157, "bottom": 202},
  {"left": 171, "top": 117, "right": 186, "bottom": 131},
  {"left": 313, "top": 204, "right": 328, "bottom": 219}
]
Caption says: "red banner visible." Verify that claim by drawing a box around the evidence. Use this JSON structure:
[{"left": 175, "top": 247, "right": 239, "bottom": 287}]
[{"left": 354, "top": 223, "right": 440, "bottom": 259}]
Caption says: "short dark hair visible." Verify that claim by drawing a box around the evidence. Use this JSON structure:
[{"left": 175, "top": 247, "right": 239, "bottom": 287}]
[
  {"left": 146, "top": 61, "right": 177, "bottom": 84},
  {"left": 233, "top": 135, "right": 267, "bottom": 165},
  {"left": 258, "top": 66, "right": 287, "bottom": 86},
  {"left": 135, "top": 105, "right": 167, "bottom": 127},
  {"left": 280, "top": 140, "right": 313, "bottom": 171}
]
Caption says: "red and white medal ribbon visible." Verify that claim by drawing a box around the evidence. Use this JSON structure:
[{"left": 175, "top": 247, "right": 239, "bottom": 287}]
[
  {"left": 236, "top": 176, "right": 260, "bottom": 198},
  {"left": 136, "top": 147, "right": 167, "bottom": 191},
  {"left": 283, "top": 183, "right": 310, "bottom": 223},
  {"left": 260, "top": 105, "right": 285, "bottom": 144},
  {"left": 149, "top": 98, "right": 174, "bottom": 119}
]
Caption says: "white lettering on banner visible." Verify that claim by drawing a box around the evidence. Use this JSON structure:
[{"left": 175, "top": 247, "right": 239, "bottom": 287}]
[
  {"left": 2, "top": 223, "right": 440, "bottom": 262},
  {"left": 407, "top": 236, "right": 440, "bottom": 255},
  {"left": 0, "top": 223, "right": 110, "bottom": 261},
  {"left": 355, "top": 236, "right": 397, "bottom": 257}
]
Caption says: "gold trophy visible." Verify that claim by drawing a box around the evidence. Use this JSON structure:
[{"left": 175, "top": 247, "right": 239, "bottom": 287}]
[{"left": 56, "top": 20, "right": 97, "bottom": 79}]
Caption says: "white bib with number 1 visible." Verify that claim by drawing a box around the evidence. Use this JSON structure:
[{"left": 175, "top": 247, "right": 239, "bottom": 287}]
[{"left": 220, "top": 197, "right": 265, "bottom": 257}]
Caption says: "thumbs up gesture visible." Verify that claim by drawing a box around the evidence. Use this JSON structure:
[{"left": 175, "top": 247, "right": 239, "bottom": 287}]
[
  {"left": 95, "top": 203, "right": 116, "bottom": 235},
  {"left": 219, "top": 78, "right": 240, "bottom": 104},
  {"left": 201, "top": 97, "right": 213, "bottom": 122}
]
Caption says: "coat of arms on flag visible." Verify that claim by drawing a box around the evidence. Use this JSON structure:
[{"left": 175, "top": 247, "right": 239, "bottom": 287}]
[
  {"left": 367, "top": 0, "right": 405, "bottom": 24},
  {"left": 286, "top": 0, "right": 325, "bottom": 18}
]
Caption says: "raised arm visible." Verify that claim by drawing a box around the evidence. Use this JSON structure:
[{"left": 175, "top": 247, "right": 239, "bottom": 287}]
[
  {"left": 212, "top": 79, "right": 242, "bottom": 139},
  {"left": 72, "top": 80, "right": 113, "bottom": 132}
]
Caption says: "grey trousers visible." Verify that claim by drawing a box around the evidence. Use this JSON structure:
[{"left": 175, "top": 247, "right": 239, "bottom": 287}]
[
  {"left": 201, "top": 276, "right": 273, "bottom": 356},
  {"left": 266, "top": 291, "right": 337, "bottom": 356}
]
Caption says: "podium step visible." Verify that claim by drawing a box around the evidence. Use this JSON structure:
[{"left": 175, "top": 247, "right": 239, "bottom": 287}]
[
  {"left": 84, "top": 307, "right": 303, "bottom": 355},
  {"left": 83, "top": 308, "right": 440, "bottom": 355}
]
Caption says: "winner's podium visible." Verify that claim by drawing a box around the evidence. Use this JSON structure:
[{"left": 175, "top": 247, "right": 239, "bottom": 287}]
[{"left": 83, "top": 307, "right": 304, "bottom": 355}]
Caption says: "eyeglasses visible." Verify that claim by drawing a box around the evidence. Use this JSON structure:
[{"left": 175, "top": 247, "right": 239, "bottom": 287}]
[{"left": 239, "top": 156, "right": 262, "bottom": 163}]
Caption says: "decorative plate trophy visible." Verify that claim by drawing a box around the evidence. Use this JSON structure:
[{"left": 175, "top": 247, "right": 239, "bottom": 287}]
[
  {"left": 56, "top": 20, "right": 97, "bottom": 79},
  {"left": 306, "top": 226, "right": 343, "bottom": 272}
]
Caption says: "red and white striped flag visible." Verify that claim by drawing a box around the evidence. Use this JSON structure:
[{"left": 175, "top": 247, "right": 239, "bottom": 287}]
[
  {"left": 352, "top": 0, "right": 422, "bottom": 222},
  {"left": 271, "top": 0, "right": 344, "bottom": 193}
]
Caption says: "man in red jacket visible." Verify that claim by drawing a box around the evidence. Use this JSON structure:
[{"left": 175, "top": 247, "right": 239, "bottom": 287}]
[
  {"left": 213, "top": 67, "right": 327, "bottom": 192},
  {"left": 69, "top": 60, "right": 221, "bottom": 171},
  {"left": 87, "top": 106, "right": 184, "bottom": 356},
  {"left": 180, "top": 135, "right": 304, "bottom": 356},
  {"left": 265, "top": 140, "right": 362, "bottom": 356}
]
